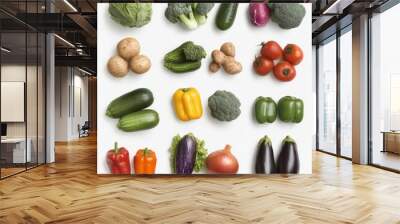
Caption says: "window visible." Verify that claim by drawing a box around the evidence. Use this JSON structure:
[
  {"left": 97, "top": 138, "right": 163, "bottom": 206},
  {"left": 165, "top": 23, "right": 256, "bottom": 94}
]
[
  {"left": 0, "top": 1, "right": 47, "bottom": 179},
  {"left": 340, "top": 29, "right": 352, "bottom": 158},
  {"left": 317, "top": 37, "right": 337, "bottom": 154},
  {"left": 370, "top": 3, "right": 400, "bottom": 171}
]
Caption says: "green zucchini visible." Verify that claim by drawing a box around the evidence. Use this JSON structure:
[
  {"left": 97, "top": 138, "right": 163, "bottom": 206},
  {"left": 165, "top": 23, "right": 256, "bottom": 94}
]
[
  {"left": 106, "top": 88, "right": 153, "bottom": 118},
  {"left": 164, "top": 61, "right": 201, "bottom": 73},
  {"left": 216, "top": 3, "right": 238, "bottom": 31},
  {"left": 118, "top": 109, "right": 159, "bottom": 132}
]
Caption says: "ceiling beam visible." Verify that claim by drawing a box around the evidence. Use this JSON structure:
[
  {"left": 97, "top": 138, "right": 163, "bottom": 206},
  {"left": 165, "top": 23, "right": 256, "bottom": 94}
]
[
  {"left": 55, "top": 55, "right": 96, "bottom": 72},
  {"left": 322, "top": 0, "right": 356, "bottom": 14}
]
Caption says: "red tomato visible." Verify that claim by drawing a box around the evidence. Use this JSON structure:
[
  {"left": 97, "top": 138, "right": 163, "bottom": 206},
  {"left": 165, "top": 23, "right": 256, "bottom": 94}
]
[
  {"left": 253, "top": 56, "right": 274, "bottom": 76},
  {"left": 273, "top": 61, "right": 296, "bottom": 82},
  {"left": 283, "top": 44, "right": 303, "bottom": 65},
  {"left": 260, "top": 41, "right": 283, "bottom": 60}
]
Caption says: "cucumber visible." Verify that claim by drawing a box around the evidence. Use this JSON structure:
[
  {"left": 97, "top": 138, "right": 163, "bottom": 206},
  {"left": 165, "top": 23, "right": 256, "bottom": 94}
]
[
  {"left": 216, "top": 3, "right": 238, "bottom": 31},
  {"left": 118, "top": 109, "right": 159, "bottom": 132},
  {"left": 164, "top": 41, "right": 193, "bottom": 63},
  {"left": 106, "top": 88, "right": 153, "bottom": 118},
  {"left": 164, "top": 61, "right": 201, "bottom": 73}
]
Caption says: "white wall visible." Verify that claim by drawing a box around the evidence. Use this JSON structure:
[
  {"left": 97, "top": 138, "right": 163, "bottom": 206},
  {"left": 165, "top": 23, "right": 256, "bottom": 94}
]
[
  {"left": 54, "top": 67, "right": 89, "bottom": 141},
  {"left": 312, "top": 45, "right": 317, "bottom": 150}
]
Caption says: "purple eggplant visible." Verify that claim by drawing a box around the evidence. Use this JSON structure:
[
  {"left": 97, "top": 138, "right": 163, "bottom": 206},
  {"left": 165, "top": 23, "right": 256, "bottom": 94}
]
[
  {"left": 255, "top": 135, "right": 276, "bottom": 174},
  {"left": 175, "top": 134, "right": 197, "bottom": 174},
  {"left": 249, "top": 3, "right": 270, "bottom": 27},
  {"left": 276, "top": 136, "right": 299, "bottom": 174}
]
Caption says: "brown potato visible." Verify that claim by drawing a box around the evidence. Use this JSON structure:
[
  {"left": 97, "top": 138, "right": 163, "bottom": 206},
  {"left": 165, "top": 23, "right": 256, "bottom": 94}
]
[
  {"left": 211, "top": 50, "right": 226, "bottom": 65},
  {"left": 209, "top": 62, "right": 221, "bottom": 73},
  {"left": 117, "top": 37, "right": 140, "bottom": 60},
  {"left": 107, "top": 55, "right": 129, "bottom": 78},
  {"left": 129, "top": 55, "right": 151, "bottom": 74},
  {"left": 220, "top": 42, "right": 235, "bottom": 57},
  {"left": 223, "top": 56, "right": 236, "bottom": 65},
  {"left": 223, "top": 60, "right": 242, "bottom": 75}
]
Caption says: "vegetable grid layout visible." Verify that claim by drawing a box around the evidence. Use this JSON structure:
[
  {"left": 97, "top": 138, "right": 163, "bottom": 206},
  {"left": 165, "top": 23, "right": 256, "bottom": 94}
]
[{"left": 97, "top": 3, "right": 312, "bottom": 175}]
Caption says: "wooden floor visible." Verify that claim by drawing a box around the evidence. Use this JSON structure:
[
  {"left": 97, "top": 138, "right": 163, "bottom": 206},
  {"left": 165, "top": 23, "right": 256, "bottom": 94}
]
[
  {"left": 1, "top": 135, "right": 400, "bottom": 224},
  {"left": 373, "top": 151, "right": 400, "bottom": 171}
]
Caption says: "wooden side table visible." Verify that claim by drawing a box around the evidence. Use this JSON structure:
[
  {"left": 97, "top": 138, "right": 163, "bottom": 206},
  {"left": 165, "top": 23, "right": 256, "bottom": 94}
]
[{"left": 381, "top": 131, "right": 400, "bottom": 154}]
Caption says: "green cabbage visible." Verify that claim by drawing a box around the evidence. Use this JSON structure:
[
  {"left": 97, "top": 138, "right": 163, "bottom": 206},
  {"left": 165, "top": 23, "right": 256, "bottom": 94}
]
[{"left": 109, "top": 3, "right": 152, "bottom": 28}]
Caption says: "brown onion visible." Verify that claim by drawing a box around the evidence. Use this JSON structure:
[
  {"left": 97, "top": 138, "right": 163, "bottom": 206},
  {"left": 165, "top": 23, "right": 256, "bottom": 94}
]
[{"left": 206, "top": 145, "right": 239, "bottom": 174}]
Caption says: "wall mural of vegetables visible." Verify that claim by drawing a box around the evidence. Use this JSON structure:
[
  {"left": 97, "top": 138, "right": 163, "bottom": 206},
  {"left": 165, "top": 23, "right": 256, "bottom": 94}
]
[
  {"left": 170, "top": 134, "right": 208, "bottom": 174},
  {"left": 98, "top": 3, "right": 311, "bottom": 175},
  {"left": 173, "top": 88, "right": 203, "bottom": 121},
  {"left": 106, "top": 88, "right": 159, "bottom": 132}
]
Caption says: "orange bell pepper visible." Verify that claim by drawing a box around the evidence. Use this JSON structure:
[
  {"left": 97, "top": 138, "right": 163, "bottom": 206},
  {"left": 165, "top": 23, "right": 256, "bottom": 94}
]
[
  {"left": 173, "top": 87, "right": 203, "bottom": 121},
  {"left": 133, "top": 148, "right": 157, "bottom": 174}
]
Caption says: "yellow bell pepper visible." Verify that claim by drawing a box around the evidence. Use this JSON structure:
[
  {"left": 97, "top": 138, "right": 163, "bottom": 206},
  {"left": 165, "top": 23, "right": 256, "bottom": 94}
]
[{"left": 173, "top": 88, "right": 203, "bottom": 121}]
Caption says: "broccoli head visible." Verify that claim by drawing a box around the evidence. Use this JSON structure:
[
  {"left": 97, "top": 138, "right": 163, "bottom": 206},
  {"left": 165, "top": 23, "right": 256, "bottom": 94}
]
[
  {"left": 268, "top": 3, "right": 306, "bottom": 29},
  {"left": 165, "top": 3, "right": 198, "bottom": 29},
  {"left": 182, "top": 42, "right": 207, "bottom": 61},
  {"left": 192, "top": 3, "right": 215, "bottom": 25},
  {"left": 208, "top": 90, "right": 241, "bottom": 122}
]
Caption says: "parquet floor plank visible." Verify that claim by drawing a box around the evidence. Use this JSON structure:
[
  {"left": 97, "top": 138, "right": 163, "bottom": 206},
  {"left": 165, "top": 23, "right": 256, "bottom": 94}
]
[{"left": 0, "top": 135, "right": 399, "bottom": 223}]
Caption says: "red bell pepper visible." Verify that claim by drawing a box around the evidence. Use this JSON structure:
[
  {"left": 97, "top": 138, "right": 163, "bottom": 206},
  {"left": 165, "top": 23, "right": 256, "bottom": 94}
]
[{"left": 106, "top": 142, "right": 131, "bottom": 174}]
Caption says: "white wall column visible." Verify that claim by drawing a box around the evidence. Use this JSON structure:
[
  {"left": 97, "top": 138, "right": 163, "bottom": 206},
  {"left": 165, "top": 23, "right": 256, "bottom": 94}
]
[
  {"left": 352, "top": 14, "right": 369, "bottom": 164},
  {"left": 46, "top": 33, "right": 55, "bottom": 163}
]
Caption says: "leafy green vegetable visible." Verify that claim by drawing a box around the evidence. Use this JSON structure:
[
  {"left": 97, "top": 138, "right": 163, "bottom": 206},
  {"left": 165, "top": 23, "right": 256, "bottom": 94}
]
[
  {"left": 193, "top": 136, "right": 207, "bottom": 172},
  {"left": 208, "top": 90, "right": 241, "bottom": 121},
  {"left": 109, "top": 3, "right": 152, "bottom": 28},
  {"left": 268, "top": 3, "right": 305, "bottom": 29},
  {"left": 169, "top": 134, "right": 208, "bottom": 173},
  {"left": 169, "top": 135, "right": 181, "bottom": 173},
  {"left": 165, "top": 3, "right": 215, "bottom": 29}
]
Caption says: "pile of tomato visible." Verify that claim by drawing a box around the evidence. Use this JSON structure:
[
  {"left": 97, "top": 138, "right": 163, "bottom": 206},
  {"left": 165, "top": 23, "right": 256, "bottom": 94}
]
[{"left": 253, "top": 41, "right": 303, "bottom": 82}]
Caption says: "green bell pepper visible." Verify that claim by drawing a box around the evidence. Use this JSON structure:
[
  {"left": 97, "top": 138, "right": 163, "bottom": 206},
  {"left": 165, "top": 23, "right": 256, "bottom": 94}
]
[
  {"left": 277, "top": 96, "right": 303, "bottom": 123},
  {"left": 255, "top": 97, "right": 277, "bottom": 124}
]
